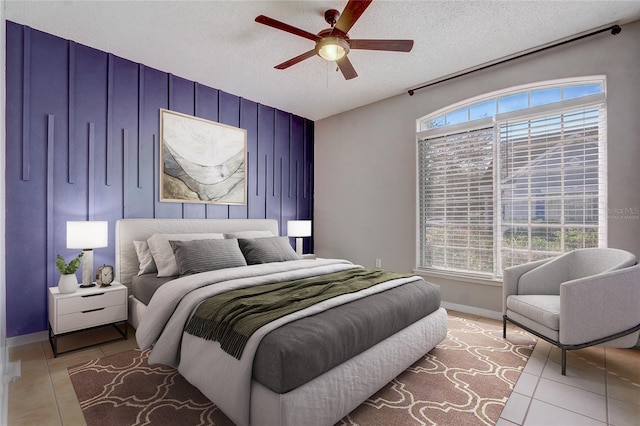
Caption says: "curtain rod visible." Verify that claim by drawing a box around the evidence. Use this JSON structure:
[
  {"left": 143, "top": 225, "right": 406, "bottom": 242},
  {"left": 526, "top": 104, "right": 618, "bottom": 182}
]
[{"left": 407, "top": 24, "right": 622, "bottom": 96}]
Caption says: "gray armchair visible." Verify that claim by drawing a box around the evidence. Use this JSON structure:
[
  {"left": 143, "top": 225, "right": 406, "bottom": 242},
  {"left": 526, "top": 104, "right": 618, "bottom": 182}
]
[{"left": 503, "top": 248, "right": 640, "bottom": 375}]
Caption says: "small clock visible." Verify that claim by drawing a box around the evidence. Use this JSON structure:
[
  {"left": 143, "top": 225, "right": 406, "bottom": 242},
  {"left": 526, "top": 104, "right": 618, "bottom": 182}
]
[{"left": 96, "top": 264, "right": 114, "bottom": 287}]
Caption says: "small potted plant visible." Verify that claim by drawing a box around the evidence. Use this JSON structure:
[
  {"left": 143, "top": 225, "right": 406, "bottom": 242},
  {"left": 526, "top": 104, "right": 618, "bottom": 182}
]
[{"left": 56, "top": 253, "right": 83, "bottom": 293}]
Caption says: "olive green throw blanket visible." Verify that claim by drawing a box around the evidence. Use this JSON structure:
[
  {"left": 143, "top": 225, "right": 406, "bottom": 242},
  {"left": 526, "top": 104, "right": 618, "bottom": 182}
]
[{"left": 184, "top": 268, "right": 413, "bottom": 359}]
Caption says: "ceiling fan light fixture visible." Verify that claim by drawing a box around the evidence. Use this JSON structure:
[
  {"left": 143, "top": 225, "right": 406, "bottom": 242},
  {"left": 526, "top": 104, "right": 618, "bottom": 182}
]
[{"left": 316, "top": 37, "right": 350, "bottom": 61}]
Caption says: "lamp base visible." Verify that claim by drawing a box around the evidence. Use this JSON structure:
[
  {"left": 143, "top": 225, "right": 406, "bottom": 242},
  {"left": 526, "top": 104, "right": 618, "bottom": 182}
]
[
  {"left": 295, "top": 237, "right": 304, "bottom": 256},
  {"left": 81, "top": 249, "right": 94, "bottom": 287}
]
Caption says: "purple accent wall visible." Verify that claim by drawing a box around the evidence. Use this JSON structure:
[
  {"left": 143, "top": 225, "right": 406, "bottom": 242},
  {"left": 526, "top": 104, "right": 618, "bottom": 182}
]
[{"left": 4, "top": 22, "right": 314, "bottom": 338}]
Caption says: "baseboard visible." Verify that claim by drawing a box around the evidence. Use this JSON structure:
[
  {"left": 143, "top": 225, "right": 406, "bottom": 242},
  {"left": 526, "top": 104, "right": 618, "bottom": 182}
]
[
  {"left": 7, "top": 331, "right": 48, "bottom": 348},
  {"left": 441, "top": 301, "right": 502, "bottom": 321}
]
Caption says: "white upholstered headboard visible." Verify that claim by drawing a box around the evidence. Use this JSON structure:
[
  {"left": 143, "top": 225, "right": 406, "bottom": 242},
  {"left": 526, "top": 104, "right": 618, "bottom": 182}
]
[{"left": 115, "top": 218, "right": 280, "bottom": 288}]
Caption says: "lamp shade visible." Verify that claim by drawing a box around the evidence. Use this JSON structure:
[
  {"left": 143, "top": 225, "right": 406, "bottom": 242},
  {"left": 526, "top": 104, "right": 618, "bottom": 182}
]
[
  {"left": 287, "top": 220, "right": 312, "bottom": 237},
  {"left": 66, "top": 221, "right": 108, "bottom": 249}
]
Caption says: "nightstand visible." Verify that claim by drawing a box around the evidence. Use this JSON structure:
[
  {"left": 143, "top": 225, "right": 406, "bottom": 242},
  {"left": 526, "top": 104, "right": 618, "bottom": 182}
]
[{"left": 48, "top": 281, "right": 128, "bottom": 357}]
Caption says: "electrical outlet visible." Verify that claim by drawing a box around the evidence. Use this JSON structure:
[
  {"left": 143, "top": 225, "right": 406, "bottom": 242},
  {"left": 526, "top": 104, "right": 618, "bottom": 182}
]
[{"left": 375, "top": 258, "right": 382, "bottom": 268}]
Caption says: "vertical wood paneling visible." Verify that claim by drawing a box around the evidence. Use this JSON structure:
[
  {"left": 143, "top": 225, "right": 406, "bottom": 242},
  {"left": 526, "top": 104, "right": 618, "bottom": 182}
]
[
  {"left": 153, "top": 135, "right": 158, "bottom": 219},
  {"left": 110, "top": 56, "right": 136, "bottom": 231},
  {"left": 145, "top": 68, "right": 175, "bottom": 218},
  {"left": 88, "top": 122, "right": 95, "bottom": 220},
  {"left": 106, "top": 54, "right": 114, "bottom": 186},
  {"left": 122, "top": 128, "right": 128, "bottom": 218},
  {"left": 290, "top": 116, "right": 304, "bottom": 202},
  {"left": 4, "top": 22, "right": 313, "bottom": 338},
  {"left": 21, "top": 26, "right": 31, "bottom": 181},
  {"left": 168, "top": 74, "right": 174, "bottom": 109},
  {"left": 46, "top": 115, "right": 55, "bottom": 287},
  {"left": 242, "top": 99, "right": 260, "bottom": 218},
  {"left": 68, "top": 41, "right": 76, "bottom": 184},
  {"left": 261, "top": 105, "right": 278, "bottom": 222},
  {"left": 137, "top": 64, "right": 145, "bottom": 189},
  {"left": 300, "top": 118, "right": 314, "bottom": 253},
  {"left": 274, "top": 110, "right": 293, "bottom": 235},
  {"left": 5, "top": 24, "right": 30, "bottom": 330},
  {"left": 13, "top": 25, "right": 69, "bottom": 335},
  {"left": 74, "top": 43, "right": 108, "bottom": 224}
]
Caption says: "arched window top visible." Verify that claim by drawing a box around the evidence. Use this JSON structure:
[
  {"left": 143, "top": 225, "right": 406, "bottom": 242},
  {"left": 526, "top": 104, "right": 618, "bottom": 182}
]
[{"left": 417, "top": 77, "right": 605, "bottom": 132}]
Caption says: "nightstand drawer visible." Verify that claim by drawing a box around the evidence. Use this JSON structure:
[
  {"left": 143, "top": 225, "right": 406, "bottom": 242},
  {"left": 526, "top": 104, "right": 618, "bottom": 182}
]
[
  {"left": 56, "top": 304, "right": 127, "bottom": 334},
  {"left": 57, "top": 288, "right": 126, "bottom": 315}
]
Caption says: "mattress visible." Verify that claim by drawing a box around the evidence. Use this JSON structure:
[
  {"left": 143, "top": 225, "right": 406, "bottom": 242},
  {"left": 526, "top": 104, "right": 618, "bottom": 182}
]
[{"left": 132, "top": 269, "right": 441, "bottom": 393}]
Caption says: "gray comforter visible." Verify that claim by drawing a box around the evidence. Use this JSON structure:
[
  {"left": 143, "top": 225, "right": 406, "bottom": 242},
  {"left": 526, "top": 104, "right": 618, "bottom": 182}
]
[{"left": 136, "top": 258, "right": 425, "bottom": 426}]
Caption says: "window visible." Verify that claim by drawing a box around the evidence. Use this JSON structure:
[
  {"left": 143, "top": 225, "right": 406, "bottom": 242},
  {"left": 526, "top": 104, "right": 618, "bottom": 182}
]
[{"left": 417, "top": 78, "right": 607, "bottom": 278}]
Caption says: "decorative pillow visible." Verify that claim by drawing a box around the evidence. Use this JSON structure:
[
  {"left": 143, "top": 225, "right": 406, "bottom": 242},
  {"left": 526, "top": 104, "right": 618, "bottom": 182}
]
[
  {"left": 133, "top": 240, "right": 157, "bottom": 275},
  {"left": 238, "top": 236, "right": 299, "bottom": 265},
  {"left": 147, "top": 233, "right": 225, "bottom": 277},
  {"left": 224, "top": 230, "right": 274, "bottom": 239},
  {"left": 169, "top": 239, "right": 247, "bottom": 276}
]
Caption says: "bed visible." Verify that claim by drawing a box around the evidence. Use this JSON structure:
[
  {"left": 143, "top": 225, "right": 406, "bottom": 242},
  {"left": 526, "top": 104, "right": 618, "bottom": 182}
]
[{"left": 116, "top": 218, "right": 448, "bottom": 426}]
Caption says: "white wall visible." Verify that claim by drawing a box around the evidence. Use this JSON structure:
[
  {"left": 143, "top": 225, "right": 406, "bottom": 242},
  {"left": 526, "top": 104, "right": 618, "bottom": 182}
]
[{"left": 315, "top": 20, "right": 640, "bottom": 315}]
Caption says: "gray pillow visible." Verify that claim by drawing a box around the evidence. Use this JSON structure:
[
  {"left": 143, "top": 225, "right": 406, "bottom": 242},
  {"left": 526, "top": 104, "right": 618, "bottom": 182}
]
[
  {"left": 148, "top": 232, "right": 225, "bottom": 277},
  {"left": 169, "top": 238, "right": 247, "bottom": 276},
  {"left": 238, "top": 236, "right": 299, "bottom": 265}
]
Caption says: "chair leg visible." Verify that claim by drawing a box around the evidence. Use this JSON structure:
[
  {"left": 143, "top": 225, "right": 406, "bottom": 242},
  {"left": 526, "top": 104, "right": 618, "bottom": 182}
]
[
  {"left": 561, "top": 348, "right": 567, "bottom": 376},
  {"left": 503, "top": 317, "right": 507, "bottom": 338}
]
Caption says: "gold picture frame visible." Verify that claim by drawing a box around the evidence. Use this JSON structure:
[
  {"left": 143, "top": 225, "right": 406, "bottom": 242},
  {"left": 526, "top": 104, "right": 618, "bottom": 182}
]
[{"left": 159, "top": 109, "right": 247, "bottom": 205}]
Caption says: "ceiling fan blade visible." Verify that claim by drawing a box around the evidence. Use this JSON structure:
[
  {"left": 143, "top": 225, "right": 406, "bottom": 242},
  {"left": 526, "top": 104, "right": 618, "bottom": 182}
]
[
  {"left": 255, "top": 15, "right": 321, "bottom": 42},
  {"left": 336, "top": 56, "right": 358, "bottom": 80},
  {"left": 349, "top": 39, "right": 414, "bottom": 52},
  {"left": 334, "top": 0, "right": 373, "bottom": 34},
  {"left": 274, "top": 50, "right": 317, "bottom": 70}
]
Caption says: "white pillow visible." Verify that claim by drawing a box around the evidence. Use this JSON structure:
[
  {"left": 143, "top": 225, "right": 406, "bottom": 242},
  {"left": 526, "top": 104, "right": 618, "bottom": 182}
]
[
  {"left": 133, "top": 240, "right": 157, "bottom": 275},
  {"left": 224, "top": 230, "right": 274, "bottom": 239},
  {"left": 147, "top": 233, "right": 225, "bottom": 277}
]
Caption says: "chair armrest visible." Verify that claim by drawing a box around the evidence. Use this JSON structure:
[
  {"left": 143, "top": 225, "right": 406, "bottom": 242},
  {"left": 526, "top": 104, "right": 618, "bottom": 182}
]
[
  {"left": 560, "top": 263, "right": 640, "bottom": 345},
  {"left": 502, "top": 258, "right": 553, "bottom": 314}
]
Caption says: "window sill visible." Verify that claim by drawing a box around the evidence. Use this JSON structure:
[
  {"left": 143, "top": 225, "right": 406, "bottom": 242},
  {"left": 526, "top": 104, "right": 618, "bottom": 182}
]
[{"left": 412, "top": 268, "right": 503, "bottom": 287}]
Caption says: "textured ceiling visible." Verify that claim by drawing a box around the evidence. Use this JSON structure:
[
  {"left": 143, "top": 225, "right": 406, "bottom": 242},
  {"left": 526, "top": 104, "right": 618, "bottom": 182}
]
[{"left": 5, "top": 1, "right": 640, "bottom": 120}]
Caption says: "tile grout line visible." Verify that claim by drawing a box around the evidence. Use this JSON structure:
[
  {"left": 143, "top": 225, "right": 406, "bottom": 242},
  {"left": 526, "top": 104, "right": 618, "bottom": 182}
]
[
  {"left": 42, "top": 341, "right": 64, "bottom": 426},
  {"left": 522, "top": 340, "right": 547, "bottom": 425}
]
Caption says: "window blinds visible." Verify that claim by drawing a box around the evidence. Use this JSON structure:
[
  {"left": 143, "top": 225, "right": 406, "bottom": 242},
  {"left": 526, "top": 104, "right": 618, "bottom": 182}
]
[
  {"left": 418, "top": 127, "right": 495, "bottom": 275},
  {"left": 418, "top": 102, "right": 606, "bottom": 277},
  {"left": 498, "top": 105, "right": 607, "bottom": 269}
]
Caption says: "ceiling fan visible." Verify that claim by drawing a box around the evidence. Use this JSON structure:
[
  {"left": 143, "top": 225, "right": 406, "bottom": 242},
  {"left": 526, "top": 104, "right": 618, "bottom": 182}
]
[{"left": 255, "top": 0, "right": 414, "bottom": 80}]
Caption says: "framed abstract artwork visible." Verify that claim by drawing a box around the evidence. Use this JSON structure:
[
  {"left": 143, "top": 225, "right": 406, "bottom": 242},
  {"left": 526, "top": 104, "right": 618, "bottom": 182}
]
[{"left": 159, "top": 109, "right": 247, "bottom": 204}]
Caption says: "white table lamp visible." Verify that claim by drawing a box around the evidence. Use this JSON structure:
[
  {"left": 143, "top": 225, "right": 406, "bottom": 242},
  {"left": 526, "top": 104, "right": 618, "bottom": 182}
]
[
  {"left": 66, "top": 221, "right": 108, "bottom": 287},
  {"left": 287, "top": 220, "right": 312, "bottom": 256}
]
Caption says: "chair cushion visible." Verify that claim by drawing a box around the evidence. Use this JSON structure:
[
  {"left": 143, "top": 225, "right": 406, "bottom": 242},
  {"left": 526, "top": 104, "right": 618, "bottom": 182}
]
[{"left": 506, "top": 295, "right": 560, "bottom": 331}]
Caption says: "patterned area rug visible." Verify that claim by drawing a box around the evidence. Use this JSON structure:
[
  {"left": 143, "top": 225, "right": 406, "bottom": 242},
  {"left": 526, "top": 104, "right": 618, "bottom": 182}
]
[{"left": 69, "top": 315, "right": 535, "bottom": 426}]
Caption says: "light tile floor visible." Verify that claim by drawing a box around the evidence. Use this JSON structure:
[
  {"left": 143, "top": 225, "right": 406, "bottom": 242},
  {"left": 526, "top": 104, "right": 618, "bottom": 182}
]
[
  {"left": 497, "top": 329, "right": 640, "bottom": 426},
  {"left": 7, "top": 325, "right": 138, "bottom": 426},
  {"left": 6, "top": 314, "right": 640, "bottom": 425}
]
